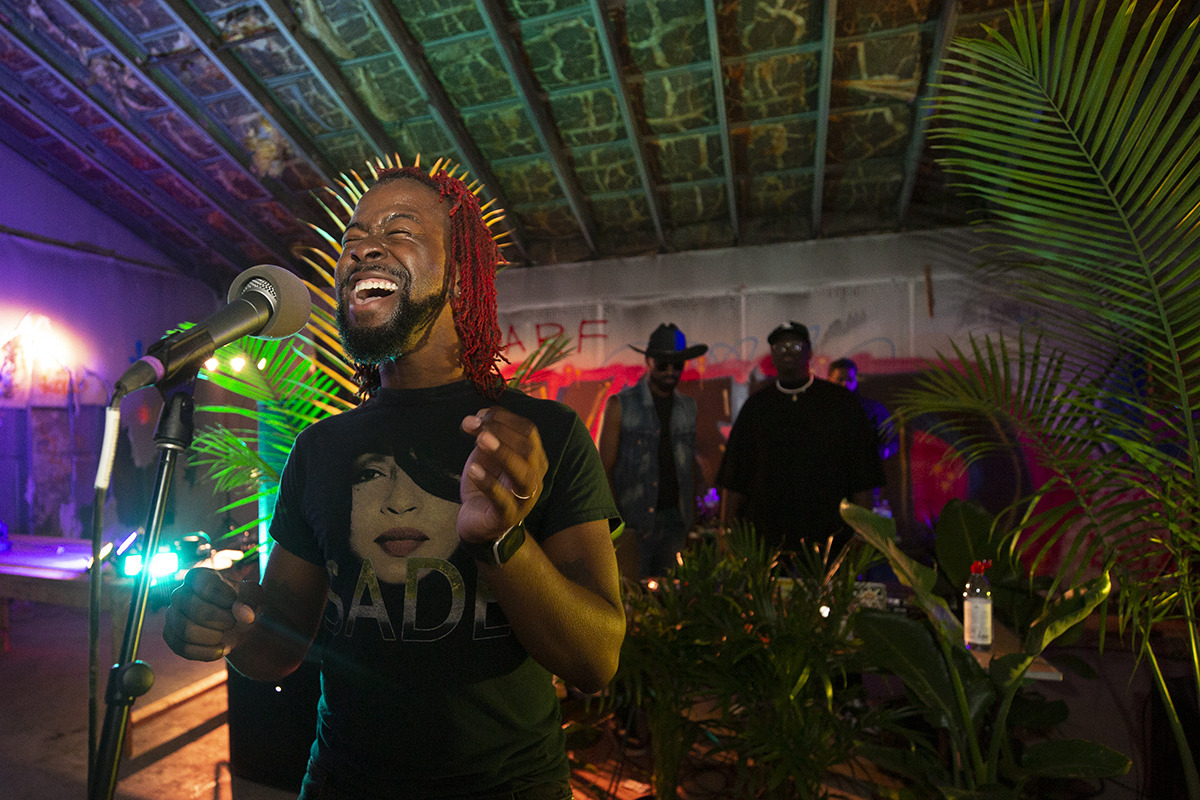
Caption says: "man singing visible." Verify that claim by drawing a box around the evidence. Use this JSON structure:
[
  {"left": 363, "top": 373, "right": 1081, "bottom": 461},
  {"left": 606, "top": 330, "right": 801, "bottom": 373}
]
[{"left": 164, "top": 166, "right": 624, "bottom": 799}]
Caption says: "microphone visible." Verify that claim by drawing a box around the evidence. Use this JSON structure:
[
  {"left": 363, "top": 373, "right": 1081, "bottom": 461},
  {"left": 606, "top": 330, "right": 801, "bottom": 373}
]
[{"left": 113, "top": 264, "right": 312, "bottom": 398}]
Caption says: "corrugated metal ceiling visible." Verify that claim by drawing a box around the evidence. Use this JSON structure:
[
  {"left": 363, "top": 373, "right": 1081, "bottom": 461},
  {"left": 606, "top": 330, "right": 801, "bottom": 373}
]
[{"left": 0, "top": 0, "right": 1018, "bottom": 291}]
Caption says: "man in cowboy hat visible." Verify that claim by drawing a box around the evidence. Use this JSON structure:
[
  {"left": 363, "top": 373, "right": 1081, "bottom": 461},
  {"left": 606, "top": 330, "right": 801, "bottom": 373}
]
[{"left": 599, "top": 323, "right": 708, "bottom": 578}]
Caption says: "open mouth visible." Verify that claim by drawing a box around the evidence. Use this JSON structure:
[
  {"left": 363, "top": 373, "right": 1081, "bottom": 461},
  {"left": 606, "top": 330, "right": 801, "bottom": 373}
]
[{"left": 352, "top": 277, "right": 399, "bottom": 306}]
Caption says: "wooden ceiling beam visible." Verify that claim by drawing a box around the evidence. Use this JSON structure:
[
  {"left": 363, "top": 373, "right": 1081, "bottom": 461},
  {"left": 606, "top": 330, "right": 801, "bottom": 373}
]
[
  {"left": 57, "top": 0, "right": 314, "bottom": 204},
  {"left": 0, "top": 69, "right": 242, "bottom": 281},
  {"left": 704, "top": 0, "right": 739, "bottom": 244},
  {"left": 587, "top": 0, "right": 668, "bottom": 250},
  {"left": 361, "top": 0, "right": 530, "bottom": 264},
  {"left": 258, "top": 0, "right": 396, "bottom": 162},
  {"left": 474, "top": 0, "right": 598, "bottom": 257},
  {"left": 156, "top": 0, "right": 340, "bottom": 187},
  {"left": 897, "top": 0, "right": 958, "bottom": 225},
  {"left": 812, "top": 0, "right": 839, "bottom": 238},
  {"left": 1, "top": 0, "right": 296, "bottom": 269}
]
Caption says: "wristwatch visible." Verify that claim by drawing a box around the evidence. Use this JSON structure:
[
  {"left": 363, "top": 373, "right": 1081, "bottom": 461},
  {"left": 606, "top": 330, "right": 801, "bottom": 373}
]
[{"left": 460, "top": 522, "right": 527, "bottom": 566}]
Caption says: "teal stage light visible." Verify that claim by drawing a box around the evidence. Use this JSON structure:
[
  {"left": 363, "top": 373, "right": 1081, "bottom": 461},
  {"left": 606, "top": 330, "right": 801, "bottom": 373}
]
[{"left": 119, "top": 549, "right": 180, "bottom": 579}]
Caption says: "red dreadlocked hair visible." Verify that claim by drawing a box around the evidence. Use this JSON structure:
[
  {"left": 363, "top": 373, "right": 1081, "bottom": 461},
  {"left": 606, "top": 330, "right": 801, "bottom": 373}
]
[{"left": 350, "top": 166, "right": 508, "bottom": 400}]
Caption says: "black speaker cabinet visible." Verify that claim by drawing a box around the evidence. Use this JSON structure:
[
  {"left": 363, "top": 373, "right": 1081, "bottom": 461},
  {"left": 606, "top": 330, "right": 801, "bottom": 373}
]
[{"left": 226, "top": 657, "right": 321, "bottom": 793}]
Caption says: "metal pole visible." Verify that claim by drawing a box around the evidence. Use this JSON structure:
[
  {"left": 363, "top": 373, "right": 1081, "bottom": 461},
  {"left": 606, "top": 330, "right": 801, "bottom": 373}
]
[{"left": 90, "top": 384, "right": 195, "bottom": 800}]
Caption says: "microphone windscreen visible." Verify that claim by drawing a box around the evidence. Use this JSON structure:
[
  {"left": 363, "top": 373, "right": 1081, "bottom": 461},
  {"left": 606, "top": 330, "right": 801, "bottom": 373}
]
[{"left": 227, "top": 264, "right": 312, "bottom": 339}]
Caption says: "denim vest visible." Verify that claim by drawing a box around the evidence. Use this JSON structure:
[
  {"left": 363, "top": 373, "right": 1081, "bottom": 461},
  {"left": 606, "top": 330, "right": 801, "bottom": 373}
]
[{"left": 611, "top": 375, "right": 697, "bottom": 534}]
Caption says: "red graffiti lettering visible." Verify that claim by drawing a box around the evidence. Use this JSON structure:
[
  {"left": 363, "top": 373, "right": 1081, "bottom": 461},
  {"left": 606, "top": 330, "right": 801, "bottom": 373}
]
[
  {"left": 536, "top": 322, "right": 564, "bottom": 345},
  {"left": 505, "top": 325, "right": 526, "bottom": 354},
  {"left": 578, "top": 319, "right": 607, "bottom": 344}
]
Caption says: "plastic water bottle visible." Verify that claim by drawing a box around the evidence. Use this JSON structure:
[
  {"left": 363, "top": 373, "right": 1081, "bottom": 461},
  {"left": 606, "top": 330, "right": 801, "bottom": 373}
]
[{"left": 963, "top": 559, "right": 993, "bottom": 653}]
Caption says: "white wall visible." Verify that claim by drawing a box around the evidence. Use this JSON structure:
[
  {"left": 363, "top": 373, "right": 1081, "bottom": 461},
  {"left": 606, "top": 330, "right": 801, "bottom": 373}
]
[
  {"left": 1, "top": 141, "right": 229, "bottom": 537},
  {"left": 496, "top": 226, "right": 1011, "bottom": 388},
  {"left": 494, "top": 228, "right": 1030, "bottom": 554},
  {"left": 0, "top": 140, "right": 221, "bottom": 409},
  {"left": 0, "top": 139, "right": 182, "bottom": 268}
]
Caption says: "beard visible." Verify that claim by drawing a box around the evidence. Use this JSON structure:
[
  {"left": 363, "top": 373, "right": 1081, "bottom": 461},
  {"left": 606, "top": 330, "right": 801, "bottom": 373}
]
[
  {"left": 649, "top": 371, "right": 679, "bottom": 395},
  {"left": 336, "top": 279, "right": 449, "bottom": 365}
]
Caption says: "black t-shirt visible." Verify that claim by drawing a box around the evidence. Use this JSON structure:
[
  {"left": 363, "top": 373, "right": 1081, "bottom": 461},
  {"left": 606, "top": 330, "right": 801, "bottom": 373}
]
[
  {"left": 652, "top": 392, "right": 679, "bottom": 511},
  {"left": 716, "top": 379, "right": 884, "bottom": 552},
  {"left": 269, "top": 380, "right": 617, "bottom": 797}
]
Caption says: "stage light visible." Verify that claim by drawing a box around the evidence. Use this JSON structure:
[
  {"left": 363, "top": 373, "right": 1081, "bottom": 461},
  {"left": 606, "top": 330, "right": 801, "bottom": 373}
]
[
  {"left": 116, "top": 531, "right": 211, "bottom": 581},
  {"left": 204, "top": 357, "right": 219, "bottom": 371},
  {"left": 230, "top": 355, "right": 246, "bottom": 371},
  {"left": 1, "top": 314, "right": 70, "bottom": 370},
  {"left": 120, "top": 549, "right": 180, "bottom": 579}
]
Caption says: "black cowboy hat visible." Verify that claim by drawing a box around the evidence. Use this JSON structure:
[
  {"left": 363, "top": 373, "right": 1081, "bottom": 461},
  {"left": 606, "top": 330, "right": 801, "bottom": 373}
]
[{"left": 631, "top": 323, "right": 708, "bottom": 361}]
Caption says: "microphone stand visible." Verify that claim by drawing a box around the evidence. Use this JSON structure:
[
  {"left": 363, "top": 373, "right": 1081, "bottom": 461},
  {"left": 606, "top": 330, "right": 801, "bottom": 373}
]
[{"left": 89, "top": 374, "right": 198, "bottom": 800}]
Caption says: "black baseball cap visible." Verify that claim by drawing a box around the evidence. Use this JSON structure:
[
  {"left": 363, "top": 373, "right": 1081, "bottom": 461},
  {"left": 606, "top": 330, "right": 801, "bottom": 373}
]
[{"left": 767, "top": 321, "right": 810, "bottom": 346}]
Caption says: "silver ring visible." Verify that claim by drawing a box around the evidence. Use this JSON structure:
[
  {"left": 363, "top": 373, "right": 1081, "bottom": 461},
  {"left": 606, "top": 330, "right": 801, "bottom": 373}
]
[{"left": 511, "top": 487, "right": 532, "bottom": 501}]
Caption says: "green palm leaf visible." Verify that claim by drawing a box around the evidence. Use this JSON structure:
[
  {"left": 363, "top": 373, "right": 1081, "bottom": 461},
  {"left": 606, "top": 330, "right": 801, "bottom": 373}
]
[
  {"left": 927, "top": 0, "right": 1200, "bottom": 585},
  {"left": 934, "top": 0, "right": 1200, "bottom": 427},
  {"left": 898, "top": 1, "right": 1200, "bottom": 793}
]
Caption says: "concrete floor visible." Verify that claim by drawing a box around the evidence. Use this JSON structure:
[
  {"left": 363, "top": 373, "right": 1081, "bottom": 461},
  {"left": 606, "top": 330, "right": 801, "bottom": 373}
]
[
  {"left": 0, "top": 598, "right": 296, "bottom": 800},
  {"left": 0, "top": 595, "right": 1162, "bottom": 800},
  {"left": 0, "top": 597, "right": 862, "bottom": 800},
  {"left": 0, "top": 597, "right": 659, "bottom": 800}
]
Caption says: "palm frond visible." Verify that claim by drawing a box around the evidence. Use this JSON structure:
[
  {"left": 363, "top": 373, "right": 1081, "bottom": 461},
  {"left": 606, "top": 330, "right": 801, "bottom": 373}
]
[
  {"left": 919, "top": 6, "right": 1200, "bottom": 788},
  {"left": 933, "top": 0, "right": 1200, "bottom": 486},
  {"left": 506, "top": 333, "right": 574, "bottom": 390},
  {"left": 191, "top": 425, "right": 281, "bottom": 492}
]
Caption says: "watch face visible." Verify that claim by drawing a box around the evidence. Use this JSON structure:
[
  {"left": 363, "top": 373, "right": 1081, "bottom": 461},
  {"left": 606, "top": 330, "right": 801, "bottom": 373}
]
[
  {"left": 464, "top": 523, "right": 525, "bottom": 565},
  {"left": 494, "top": 523, "right": 526, "bottom": 564}
]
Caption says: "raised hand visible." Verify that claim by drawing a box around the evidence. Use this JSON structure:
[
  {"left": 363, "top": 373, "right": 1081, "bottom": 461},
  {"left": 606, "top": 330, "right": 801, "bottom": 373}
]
[{"left": 458, "top": 407, "right": 548, "bottom": 545}]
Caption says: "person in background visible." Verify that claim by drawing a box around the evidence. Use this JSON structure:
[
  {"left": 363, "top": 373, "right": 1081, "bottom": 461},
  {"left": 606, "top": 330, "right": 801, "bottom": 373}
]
[
  {"left": 828, "top": 357, "right": 898, "bottom": 462},
  {"left": 717, "top": 322, "right": 883, "bottom": 557},
  {"left": 600, "top": 323, "right": 707, "bottom": 578},
  {"left": 163, "top": 165, "right": 624, "bottom": 800}
]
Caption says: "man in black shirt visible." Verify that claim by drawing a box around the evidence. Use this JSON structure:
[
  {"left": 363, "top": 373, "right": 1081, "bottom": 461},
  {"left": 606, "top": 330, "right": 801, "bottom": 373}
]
[
  {"left": 717, "top": 322, "right": 883, "bottom": 555},
  {"left": 829, "top": 357, "right": 898, "bottom": 462},
  {"left": 163, "top": 166, "right": 624, "bottom": 799}
]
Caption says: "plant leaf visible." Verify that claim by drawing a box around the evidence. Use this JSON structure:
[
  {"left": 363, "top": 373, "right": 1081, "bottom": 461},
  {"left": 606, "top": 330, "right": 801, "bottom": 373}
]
[{"left": 1019, "top": 738, "right": 1131, "bottom": 779}]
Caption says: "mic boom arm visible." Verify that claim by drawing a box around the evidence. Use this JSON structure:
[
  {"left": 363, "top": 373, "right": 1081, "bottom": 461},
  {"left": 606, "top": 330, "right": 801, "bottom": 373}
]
[
  {"left": 111, "top": 265, "right": 310, "bottom": 401},
  {"left": 112, "top": 292, "right": 272, "bottom": 398}
]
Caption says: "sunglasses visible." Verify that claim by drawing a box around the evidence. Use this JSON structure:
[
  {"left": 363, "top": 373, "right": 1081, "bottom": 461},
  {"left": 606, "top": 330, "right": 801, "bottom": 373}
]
[{"left": 652, "top": 359, "right": 684, "bottom": 372}]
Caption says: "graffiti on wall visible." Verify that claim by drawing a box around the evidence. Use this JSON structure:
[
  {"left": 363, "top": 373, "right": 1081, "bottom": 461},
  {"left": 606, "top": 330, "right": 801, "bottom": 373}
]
[
  {"left": 0, "top": 313, "right": 108, "bottom": 408},
  {"left": 495, "top": 316, "right": 1055, "bottom": 568}
]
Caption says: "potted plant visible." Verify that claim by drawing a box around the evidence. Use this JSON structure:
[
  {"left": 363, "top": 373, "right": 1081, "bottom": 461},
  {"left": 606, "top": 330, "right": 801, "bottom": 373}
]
[
  {"left": 842, "top": 501, "right": 1130, "bottom": 797},
  {"left": 867, "top": 0, "right": 1200, "bottom": 793},
  {"left": 608, "top": 525, "right": 885, "bottom": 798}
]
